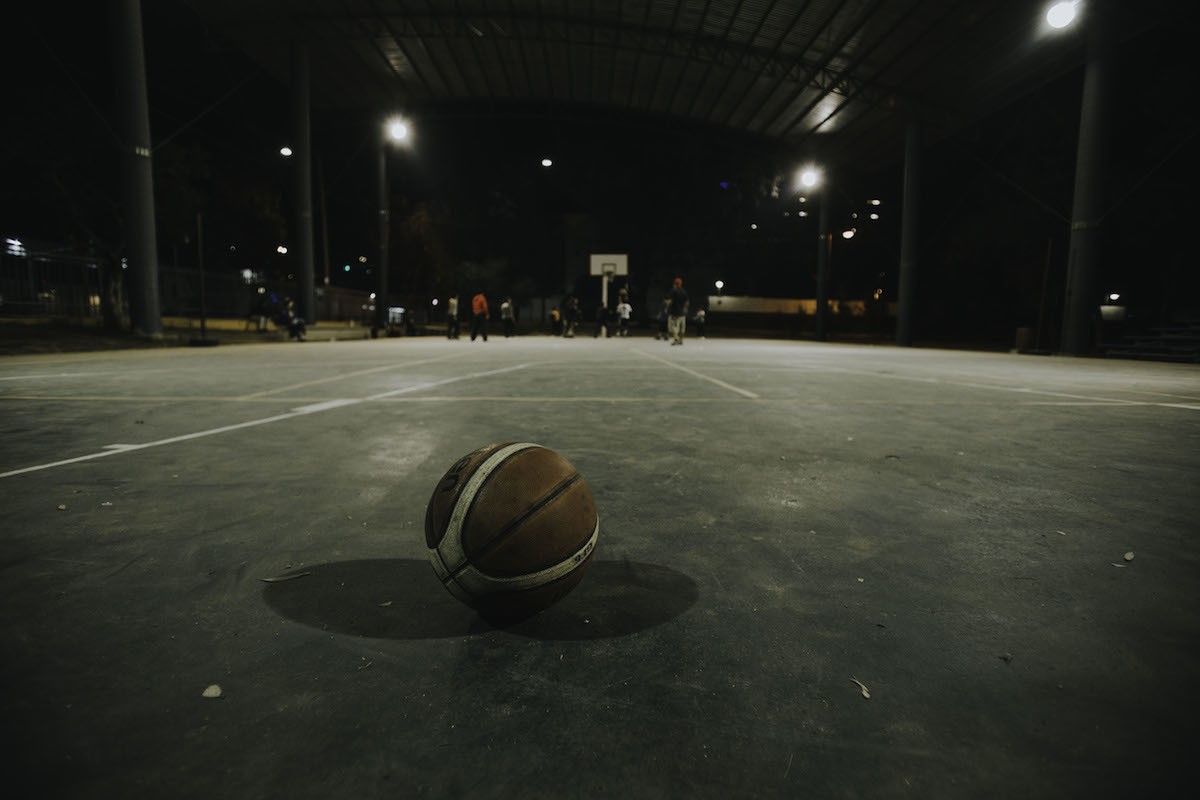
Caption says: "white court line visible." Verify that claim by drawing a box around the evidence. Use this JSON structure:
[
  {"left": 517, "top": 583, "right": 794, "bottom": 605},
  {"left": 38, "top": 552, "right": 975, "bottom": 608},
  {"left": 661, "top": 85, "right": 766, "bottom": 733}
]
[
  {"left": 0, "top": 372, "right": 97, "bottom": 382},
  {"left": 364, "top": 363, "right": 530, "bottom": 399},
  {"left": 632, "top": 348, "right": 759, "bottom": 399},
  {"left": 829, "top": 366, "right": 1200, "bottom": 411},
  {"left": 957, "top": 380, "right": 1200, "bottom": 409},
  {"left": 239, "top": 353, "right": 467, "bottom": 399},
  {"left": 0, "top": 363, "right": 530, "bottom": 479}
]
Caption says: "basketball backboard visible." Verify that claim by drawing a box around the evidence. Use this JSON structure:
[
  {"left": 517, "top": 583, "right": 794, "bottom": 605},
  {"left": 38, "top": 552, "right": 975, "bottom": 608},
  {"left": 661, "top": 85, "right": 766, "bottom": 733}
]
[{"left": 589, "top": 254, "right": 628, "bottom": 277}]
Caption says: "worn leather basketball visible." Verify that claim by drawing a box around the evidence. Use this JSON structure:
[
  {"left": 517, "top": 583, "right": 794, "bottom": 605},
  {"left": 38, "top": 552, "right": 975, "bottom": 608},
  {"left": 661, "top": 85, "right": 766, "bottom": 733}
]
[{"left": 424, "top": 442, "right": 599, "bottom": 620}]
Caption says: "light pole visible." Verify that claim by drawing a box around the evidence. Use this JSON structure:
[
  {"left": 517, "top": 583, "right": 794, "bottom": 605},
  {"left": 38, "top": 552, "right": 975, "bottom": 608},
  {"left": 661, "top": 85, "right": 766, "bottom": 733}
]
[
  {"left": 798, "top": 167, "right": 831, "bottom": 340},
  {"left": 376, "top": 116, "right": 410, "bottom": 334}
]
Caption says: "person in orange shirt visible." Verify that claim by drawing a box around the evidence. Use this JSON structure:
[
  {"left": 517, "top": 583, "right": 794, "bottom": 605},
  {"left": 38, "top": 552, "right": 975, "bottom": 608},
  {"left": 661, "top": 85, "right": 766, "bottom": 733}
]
[{"left": 470, "top": 291, "right": 489, "bottom": 341}]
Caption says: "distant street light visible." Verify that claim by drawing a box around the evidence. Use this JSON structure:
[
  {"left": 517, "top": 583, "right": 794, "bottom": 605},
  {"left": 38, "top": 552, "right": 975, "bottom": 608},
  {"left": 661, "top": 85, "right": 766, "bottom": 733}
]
[
  {"left": 541, "top": 157, "right": 553, "bottom": 167},
  {"left": 280, "top": 146, "right": 293, "bottom": 157}
]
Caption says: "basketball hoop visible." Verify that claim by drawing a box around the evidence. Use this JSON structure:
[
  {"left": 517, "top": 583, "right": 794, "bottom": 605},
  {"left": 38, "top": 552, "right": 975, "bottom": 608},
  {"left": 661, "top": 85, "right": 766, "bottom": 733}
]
[{"left": 589, "top": 253, "right": 628, "bottom": 309}]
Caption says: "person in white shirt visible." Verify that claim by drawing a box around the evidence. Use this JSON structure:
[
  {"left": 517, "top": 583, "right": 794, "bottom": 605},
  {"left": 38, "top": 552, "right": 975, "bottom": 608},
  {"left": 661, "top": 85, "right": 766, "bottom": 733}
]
[{"left": 616, "top": 299, "right": 632, "bottom": 337}]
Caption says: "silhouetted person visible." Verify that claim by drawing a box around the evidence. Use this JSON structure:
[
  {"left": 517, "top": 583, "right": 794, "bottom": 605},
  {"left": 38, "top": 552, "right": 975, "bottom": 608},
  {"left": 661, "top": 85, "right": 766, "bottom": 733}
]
[
  {"left": 501, "top": 297, "right": 515, "bottom": 337},
  {"left": 668, "top": 277, "right": 689, "bottom": 345},
  {"left": 446, "top": 294, "right": 460, "bottom": 339},
  {"left": 470, "top": 291, "right": 489, "bottom": 341}
]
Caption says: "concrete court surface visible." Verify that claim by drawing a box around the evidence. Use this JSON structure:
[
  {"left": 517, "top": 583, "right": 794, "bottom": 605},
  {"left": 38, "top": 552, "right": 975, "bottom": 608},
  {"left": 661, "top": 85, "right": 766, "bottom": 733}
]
[{"left": 1, "top": 335, "right": 1198, "bottom": 799}]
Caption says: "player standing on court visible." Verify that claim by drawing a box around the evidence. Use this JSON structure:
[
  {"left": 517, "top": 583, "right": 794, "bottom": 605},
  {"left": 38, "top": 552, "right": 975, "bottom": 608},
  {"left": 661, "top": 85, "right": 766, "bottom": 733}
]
[
  {"left": 667, "top": 277, "right": 689, "bottom": 345},
  {"left": 471, "top": 291, "right": 489, "bottom": 341}
]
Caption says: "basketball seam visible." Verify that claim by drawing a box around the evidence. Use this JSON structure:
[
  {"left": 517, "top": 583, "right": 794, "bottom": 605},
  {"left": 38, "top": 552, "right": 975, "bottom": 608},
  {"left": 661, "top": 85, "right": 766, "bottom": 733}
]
[
  {"left": 433, "top": 442, "right": 509, "bottom": 547},
  {"left": 435, "top": 442, "right": 538, "bottom": 575},
  {"left": 446, "top": 517, "right": 599, "bottom": 596},
  {"left": 449, "top": 472, "right": 585, "bottom": 582}
]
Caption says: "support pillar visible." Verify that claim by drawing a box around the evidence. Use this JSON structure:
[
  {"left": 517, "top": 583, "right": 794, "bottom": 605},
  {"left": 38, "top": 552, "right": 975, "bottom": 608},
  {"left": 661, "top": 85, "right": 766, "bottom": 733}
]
[
  {"left": 376, "top": 134, "right": 390, "bottom": 332},
  {"left": 110, "top": 0, "right": 161, "bottom": 337},
  {"left": 1060, "top": 0, "right": 1116, "bottom": 356},
  {"left": 896, "top": 119, "right": 921, "bottom": 347},
  {"left": 815, "top": 191, "right": 830, "bottom": 341},
  {"left": 292, "top": 45, "right": 316, "bottom": 325}
]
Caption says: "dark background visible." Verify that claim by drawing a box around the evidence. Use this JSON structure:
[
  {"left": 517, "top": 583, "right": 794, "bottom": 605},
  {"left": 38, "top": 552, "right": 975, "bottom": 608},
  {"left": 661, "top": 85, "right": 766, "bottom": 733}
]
[{"left": 3, "top": 1, "right": 1194, "bottom": 345}]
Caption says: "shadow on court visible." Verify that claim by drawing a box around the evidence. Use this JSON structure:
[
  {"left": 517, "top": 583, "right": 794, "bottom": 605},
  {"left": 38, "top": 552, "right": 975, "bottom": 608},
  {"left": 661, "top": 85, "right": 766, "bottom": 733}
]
[{"left": 262, "top": 558, "right": 698, "bottom": 641}]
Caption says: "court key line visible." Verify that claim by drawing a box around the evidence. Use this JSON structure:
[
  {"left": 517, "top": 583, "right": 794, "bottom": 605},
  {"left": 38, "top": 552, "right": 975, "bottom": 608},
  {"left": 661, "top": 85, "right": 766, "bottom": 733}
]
[
  {"left": 631, "top": 348, "right": 759, "bottom": 399},
  {"left": 0, "top": 363, "right": 530, "bottom": 479}
]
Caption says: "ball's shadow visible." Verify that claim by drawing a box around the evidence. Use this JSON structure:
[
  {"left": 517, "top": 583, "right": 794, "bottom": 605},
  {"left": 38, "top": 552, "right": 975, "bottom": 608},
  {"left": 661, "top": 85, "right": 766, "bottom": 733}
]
[{"left": 261, "top": 558, "right": 698, "bottom": 640}]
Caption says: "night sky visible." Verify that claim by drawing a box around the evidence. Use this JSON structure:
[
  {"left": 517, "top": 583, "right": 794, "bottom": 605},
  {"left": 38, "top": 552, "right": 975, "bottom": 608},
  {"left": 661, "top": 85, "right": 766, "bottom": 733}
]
[{"left": 3, "top": 2, "right": 1193, "bottom": 345}]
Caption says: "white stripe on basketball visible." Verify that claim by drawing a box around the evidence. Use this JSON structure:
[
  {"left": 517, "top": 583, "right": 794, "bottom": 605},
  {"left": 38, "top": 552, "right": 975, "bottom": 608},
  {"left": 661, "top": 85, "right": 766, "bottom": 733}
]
[
  {"left": 429, "top": 550, "right": 450, "bottom": 581},
  {"left": 446, "top": 516, "right": 598, "bottom": 598},
  {"left": 433, "top": 441, "right": 541, "bottom": 577}
]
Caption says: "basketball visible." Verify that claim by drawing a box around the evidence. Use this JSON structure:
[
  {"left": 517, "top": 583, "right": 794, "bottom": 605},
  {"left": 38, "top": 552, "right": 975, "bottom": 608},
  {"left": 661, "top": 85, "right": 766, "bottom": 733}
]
[{"left": 424, "top": 442, "right": 599, "bottom": 620}]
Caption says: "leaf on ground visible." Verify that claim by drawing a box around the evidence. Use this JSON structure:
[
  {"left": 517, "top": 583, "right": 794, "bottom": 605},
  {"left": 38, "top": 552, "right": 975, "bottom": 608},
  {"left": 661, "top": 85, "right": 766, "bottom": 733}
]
[{"left": 259, "top": 571, "right": 312, "bottom": 583}]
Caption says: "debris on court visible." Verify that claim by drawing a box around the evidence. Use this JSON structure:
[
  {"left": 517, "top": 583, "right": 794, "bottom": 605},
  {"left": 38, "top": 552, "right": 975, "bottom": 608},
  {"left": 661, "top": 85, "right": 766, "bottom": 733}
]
[
  {"left": 56, "top": 504, "right": 66, "bottom": 510},
  {"left": 850, "top": 677, "right": 870, "bottom": 699},
  {"left": 259, "top": 571, "right": 311, "bottom": 583},
  {"left": 202, "top": 684, "right": 222, "bottom": 699}
]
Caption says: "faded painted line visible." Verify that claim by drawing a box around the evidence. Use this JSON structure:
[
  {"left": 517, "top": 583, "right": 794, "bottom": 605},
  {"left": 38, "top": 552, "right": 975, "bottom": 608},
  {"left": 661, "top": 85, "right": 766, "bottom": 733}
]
[
  {"left": 0, "top": 395, "right": 208, "bottom": 402},
  {"left": 830, "top": 367, "right": 1200, "bottom": 411},
  {"left": 371, "top": 395, "right": 742, "bottom": 402},
  {"left": 238, "top": 352, "right": 468, "bottom": 399},
  {"left": 365, "top": 363, "right": 530, "bottom": 399},
  {"left": 0, "top": 363, "right": 530, "bottom": 479},
  {"left": 0, "top": 407, "right": 335, "bottom": 479},
  {"left": 960, "top": 382, "right": 1200, "bottom": 410},
  {"left": 1021, "top": 401, "right": 1147, "bottom": 407},
  {"left": 631, "top": 348, "right": 759, "bottom": 399},
  {"left": 0, "top": 372, "right": 98, "bottom": 382}
]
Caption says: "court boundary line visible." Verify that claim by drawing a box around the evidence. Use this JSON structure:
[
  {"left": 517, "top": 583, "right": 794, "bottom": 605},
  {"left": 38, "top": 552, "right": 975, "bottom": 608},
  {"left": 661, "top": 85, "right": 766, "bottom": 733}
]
[
  {"left": 631, "top": 347, "right": 759, "bottom": 399},
  {"left": 238, "top": 352, "right": 468, "bottom": 399},
  {"left": 0, "top": 363, "right": 530, "bottom": 479}
]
